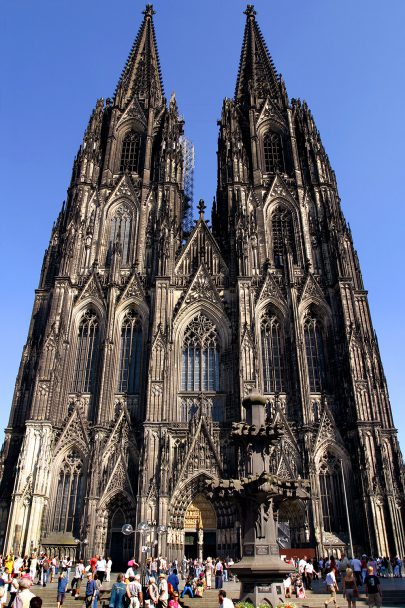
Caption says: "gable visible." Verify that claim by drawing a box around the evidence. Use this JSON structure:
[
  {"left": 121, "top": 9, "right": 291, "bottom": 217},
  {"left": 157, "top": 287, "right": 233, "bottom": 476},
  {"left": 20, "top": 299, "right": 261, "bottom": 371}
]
[{"left": 175, "top": 219, "right": 228, "bottom": 277}]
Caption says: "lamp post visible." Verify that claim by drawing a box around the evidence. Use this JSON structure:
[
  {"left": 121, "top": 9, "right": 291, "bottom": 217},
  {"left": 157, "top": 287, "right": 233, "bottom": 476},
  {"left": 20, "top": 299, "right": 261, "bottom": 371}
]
[
  {"left": 74, "top": 537, "right": 89, "bottom": 560},
  {"left": 122, "top": 521, "right": 151, "bottom": 575},
  {"left": 234, "top": 521, "right": 241, "bottom": 560},
  {"left": 340, "top": 459, "right": 354, "bottom": 558}
]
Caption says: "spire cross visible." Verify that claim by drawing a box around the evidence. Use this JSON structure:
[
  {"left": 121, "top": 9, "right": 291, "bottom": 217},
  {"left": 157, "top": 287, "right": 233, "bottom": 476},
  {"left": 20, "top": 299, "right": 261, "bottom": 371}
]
[
  {"left": 244, "top": 5, "right": 257, "bottom": 18},
  {"left": 143, "top": 4, "right": 155, "bottom": 17},
  {"left": 198, "top": 199, "right": 206, "bottom": 219}
]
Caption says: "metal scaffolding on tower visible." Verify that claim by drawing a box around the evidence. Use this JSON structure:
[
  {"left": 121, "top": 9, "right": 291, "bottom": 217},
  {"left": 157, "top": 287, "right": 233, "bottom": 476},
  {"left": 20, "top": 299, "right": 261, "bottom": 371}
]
[{"left": 180, "top": 135, "right": 195, "bottom": 236}]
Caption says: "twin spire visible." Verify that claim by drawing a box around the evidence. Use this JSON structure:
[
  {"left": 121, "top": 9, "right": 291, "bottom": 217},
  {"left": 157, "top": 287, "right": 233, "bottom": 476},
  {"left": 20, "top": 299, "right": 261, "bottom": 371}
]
[
  {"left": 114, "top": 4, "right": 164, "bottom": 108},
  {"left": 235, "top": 5, "right": 281, "bottom": 105},
  {"left": 115, "top": 4, "right": 280, "bottom": 109}
]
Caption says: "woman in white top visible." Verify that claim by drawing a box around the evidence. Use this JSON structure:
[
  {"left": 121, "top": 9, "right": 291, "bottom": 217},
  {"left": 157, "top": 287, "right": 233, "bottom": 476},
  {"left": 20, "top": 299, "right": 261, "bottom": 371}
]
[{"left": 105, "top": 559, "right": 112, "bottom": 583}]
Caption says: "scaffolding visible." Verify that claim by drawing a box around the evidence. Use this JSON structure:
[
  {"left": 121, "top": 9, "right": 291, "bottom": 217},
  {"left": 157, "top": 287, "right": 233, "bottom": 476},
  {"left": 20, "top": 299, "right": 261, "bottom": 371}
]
[{"left": 180, "top": 136, "right": 195, "bottom": 235}]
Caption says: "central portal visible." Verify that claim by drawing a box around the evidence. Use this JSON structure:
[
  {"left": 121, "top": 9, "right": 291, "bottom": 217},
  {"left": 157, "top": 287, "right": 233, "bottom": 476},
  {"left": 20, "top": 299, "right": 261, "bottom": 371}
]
[{"left": 184, "top": 494, "right": 217, "bottom": 559}]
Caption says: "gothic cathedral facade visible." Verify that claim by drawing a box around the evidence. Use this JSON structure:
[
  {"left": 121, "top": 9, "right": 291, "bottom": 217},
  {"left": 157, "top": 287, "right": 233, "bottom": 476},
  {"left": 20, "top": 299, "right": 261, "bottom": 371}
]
[{"left": 1, "top": 5, "right": 404, "bottom": 564}]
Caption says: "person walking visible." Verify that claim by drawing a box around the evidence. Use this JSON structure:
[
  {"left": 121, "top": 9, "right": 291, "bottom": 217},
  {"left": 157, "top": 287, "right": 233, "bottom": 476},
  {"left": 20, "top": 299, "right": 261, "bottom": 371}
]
[
  {"left": 364, "top": 566, "right": 382, "bottom": 608},
  {"left": 108, "top": 574, "right": 127, "bottom": 608},
  {"left": 71, "top": 560, "right": 85, "bottom": 599},
  {"left": 342, "top": 567, "right": 358, "bottom": 608},
  {"left": 84, "top": 573, "right": 97, "bottom": 608},
  {"left": 57, "top": 572, "right": 68, "bottom": 608},
  {"left": 324, "top": 567, "right": 339, "bottom": 608}
]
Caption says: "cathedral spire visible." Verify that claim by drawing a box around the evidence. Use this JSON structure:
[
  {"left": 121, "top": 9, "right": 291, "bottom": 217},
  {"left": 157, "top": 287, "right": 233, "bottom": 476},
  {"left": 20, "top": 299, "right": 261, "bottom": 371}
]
[
  {"left": 114, "top": 4, "right": 164, "bottom": 108},
  {"left": 235, "top": 5, "right": 280, "bottom": 106}
]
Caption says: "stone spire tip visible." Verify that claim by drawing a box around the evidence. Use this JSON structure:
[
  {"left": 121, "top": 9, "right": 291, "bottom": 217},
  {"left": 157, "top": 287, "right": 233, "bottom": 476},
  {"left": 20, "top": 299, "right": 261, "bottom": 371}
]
[
  {"left": 244, "top": 5, "right": 256, "bottom": 18},
  {"left": 143, "top": 4, "right": 155, "bottom": 18}
]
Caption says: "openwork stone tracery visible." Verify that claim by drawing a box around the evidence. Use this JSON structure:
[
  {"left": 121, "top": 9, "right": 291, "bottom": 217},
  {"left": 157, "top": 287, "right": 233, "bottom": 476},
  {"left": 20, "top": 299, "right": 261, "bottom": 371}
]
[{"left": 0, "top": 5, "right": 403, "bottom": 563}]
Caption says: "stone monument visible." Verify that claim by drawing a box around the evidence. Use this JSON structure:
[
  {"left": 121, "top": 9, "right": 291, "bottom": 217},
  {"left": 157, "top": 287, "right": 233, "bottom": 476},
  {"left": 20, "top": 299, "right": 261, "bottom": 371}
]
[{"left": 209, "top": 393, "right": 310, "bottom": 606}]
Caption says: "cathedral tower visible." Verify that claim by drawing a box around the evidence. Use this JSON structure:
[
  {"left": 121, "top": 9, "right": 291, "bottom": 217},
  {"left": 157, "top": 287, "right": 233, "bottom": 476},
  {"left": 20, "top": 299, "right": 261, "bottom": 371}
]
[{"left": 0, "top": 5, "right": 404, "bottom": 562}]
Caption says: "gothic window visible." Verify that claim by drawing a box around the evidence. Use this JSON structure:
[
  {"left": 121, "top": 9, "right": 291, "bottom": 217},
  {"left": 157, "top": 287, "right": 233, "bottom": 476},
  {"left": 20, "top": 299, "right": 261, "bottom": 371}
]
[
  {"left": 304, "top": 312, "right": 326, "bottom": 392},
  {"left": 319, "top": 451, "right": 346, "bottom": 533},
  {"left": 120, "top": 131, "right": 141, "bottom": 173},
  {"left": 261, "top": 313, "right": 285, "bottom": 393},
  {"left": 52, "top": 451, "right": 83, "bottom": 534},
  {"left": 271, "top": 207, "right": 297, "bottom": 267},
  {"left": 263, "top": 132, "right": 285, "bottom": 173},
  {"left": 117, "top": 310, "right": 142, "bottom": 394},
  {"left": 181, "top": 314, "right": 220, "bottom": 392},
  {"left": 72, "top": 310, "right": 99, "bottom": 393},
  {"left": 106, "top": 205, "right": 133, "bottom": 266}
]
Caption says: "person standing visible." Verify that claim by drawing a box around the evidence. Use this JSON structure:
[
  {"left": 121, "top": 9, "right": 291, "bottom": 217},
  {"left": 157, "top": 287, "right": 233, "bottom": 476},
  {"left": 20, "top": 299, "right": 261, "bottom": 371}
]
[
  {"left": 214, "top": 559, "right": 223, "bottom": 590},
  {"left": 126, "top": 574, "right": 142, "bottom": 608},
  {"left": 145, "top": 576, "right": 159, "bottom": 607},
  {"left": 305, "top": 559, "right": 315, "bottom": 590},
  {"left": 12, "top": 577, "right": 35, "bottom": 608},
  {"left": 167, "top": 569, "right": 179, "bottom": 594},
  {"left": 351, "top": 556, "right": 362, "bottom": 587},
  {"left": 158, "top": 573, "right": 168, "bottom": 608},
  {"left": 298, "top": 555, "right": 308, "bottom": 588},
  {"left": 364, "top": 566, "right": 382, "bottom": 608},
  {"left": 218, "top": 589, "right": 234, "bottom": 607},
  {"left": 96, "top": 557, "right": 106, "bottom": 584},
  {"left": 324, "top": 567, "right": 339, "bottom": 608},
  {"left": 28, "top": 556, "right": 37, "bottom": 583},
  {"left": 105, "top": 558, "right": 112, "bottom": 584}
]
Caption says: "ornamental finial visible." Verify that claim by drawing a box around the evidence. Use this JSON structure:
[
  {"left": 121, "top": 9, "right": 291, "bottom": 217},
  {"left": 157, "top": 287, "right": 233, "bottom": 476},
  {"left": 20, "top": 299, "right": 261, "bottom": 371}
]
[
  {"left": 143, "top": 4, "right": 155, "bottom": 18},
  {"left": 198, "top": 199, "right": 206, "bottom": 219},
  {"left": 244, "top": 5, "right": 256, "bottom": 18}
]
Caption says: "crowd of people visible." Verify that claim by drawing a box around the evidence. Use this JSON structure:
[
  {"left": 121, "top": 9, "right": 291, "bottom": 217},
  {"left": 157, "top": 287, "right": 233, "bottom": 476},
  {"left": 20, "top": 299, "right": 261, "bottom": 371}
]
[
  {"left": 282, "top": 553, "right": 404, "bottom": 608},
  {"left": 0, "top": 551, "right": 402, "bottom": 608},
  {"left": 0, "top": 553, "right": 236, "bottom": 608}
]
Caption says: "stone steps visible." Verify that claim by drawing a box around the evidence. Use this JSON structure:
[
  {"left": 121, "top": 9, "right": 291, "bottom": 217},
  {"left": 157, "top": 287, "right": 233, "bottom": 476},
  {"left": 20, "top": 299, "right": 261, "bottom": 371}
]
[{"left": 22, "top": 580, "right": 405, "bottom": 608}]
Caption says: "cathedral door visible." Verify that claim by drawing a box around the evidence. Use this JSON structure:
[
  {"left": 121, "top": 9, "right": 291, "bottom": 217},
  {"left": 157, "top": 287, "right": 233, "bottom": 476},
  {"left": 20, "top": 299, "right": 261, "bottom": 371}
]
[
  {"left": 108, "top": 509, "right": 130, "bottom": 571},
  {"left": 184, "top": 494, "right": 217, "bottom": 559}
]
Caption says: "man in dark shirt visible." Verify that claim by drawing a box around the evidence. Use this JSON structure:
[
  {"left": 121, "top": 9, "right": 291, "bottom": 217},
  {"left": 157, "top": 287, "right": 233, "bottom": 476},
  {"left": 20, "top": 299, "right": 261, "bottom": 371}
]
[{"left": 364, "top": 566, "right": 382, "bottom": 608}]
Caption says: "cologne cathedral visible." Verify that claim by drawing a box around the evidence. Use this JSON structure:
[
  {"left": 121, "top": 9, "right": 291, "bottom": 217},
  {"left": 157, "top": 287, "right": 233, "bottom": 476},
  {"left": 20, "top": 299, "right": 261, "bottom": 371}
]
[{"left": 0, "top": 5, "right": 404, "bottom": 566}]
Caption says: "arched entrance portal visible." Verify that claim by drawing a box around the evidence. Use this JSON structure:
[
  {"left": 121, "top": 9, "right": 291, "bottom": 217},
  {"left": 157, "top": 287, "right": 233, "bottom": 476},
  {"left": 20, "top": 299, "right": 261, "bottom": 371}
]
[
  {"left": 277, "top": 500, "right": 309, "bottom": 549},
  {"left": 108, "top": 509, "right": 132, "bottom": 571},
  {"left": 184, "top": 494, "right": 217, "bottom": 559}
]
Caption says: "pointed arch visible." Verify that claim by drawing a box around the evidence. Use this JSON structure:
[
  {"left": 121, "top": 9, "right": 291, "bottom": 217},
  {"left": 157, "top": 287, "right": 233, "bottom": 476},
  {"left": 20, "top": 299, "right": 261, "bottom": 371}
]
[
  {"left": 72, "top": 308, "right": 100, "bottom": 393},
  {"left": 117, "top": 308, "right": 143, "bottom": 394},
  {"left": 260, "top": 309, "right": 286, "bottom": 393},
  {"left": 181, "top": 313, "right": 220, "bottom": 393},
  {"left": 303, "top": 307, "right": 327, "bottom": 393},
  {"left": 271, "top": 205, "right": 297, "bottom": 266},
  {"left": 50, "top": 448, "right": 85, "bottom": 535},
  {"left": 263, "top": 131, "right": 285, "bottom": 174},
  {"left": 120, "top": 130, "right": 142, "bottom": 174},
  {"left": 105, "top": 201, "right": 135, "bottom": 267}
]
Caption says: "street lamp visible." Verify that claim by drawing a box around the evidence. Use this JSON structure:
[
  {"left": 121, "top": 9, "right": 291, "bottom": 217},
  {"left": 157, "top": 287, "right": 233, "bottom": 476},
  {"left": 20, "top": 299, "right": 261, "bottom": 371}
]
[{"left": 234, "top": 521, "right": 241, "bottom": 560}]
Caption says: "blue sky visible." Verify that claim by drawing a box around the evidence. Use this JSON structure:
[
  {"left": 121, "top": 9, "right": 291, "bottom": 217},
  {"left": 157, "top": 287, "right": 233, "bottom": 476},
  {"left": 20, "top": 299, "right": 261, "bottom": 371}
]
[{"left": 1, "top": 0, "right": 404, "bottom": 446}]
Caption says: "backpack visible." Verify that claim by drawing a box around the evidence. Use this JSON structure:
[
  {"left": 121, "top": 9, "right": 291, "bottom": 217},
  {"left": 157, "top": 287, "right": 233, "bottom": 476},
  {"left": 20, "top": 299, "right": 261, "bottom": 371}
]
[{"left": 43, "top": 561, "right": 50, "bottom": 571}]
